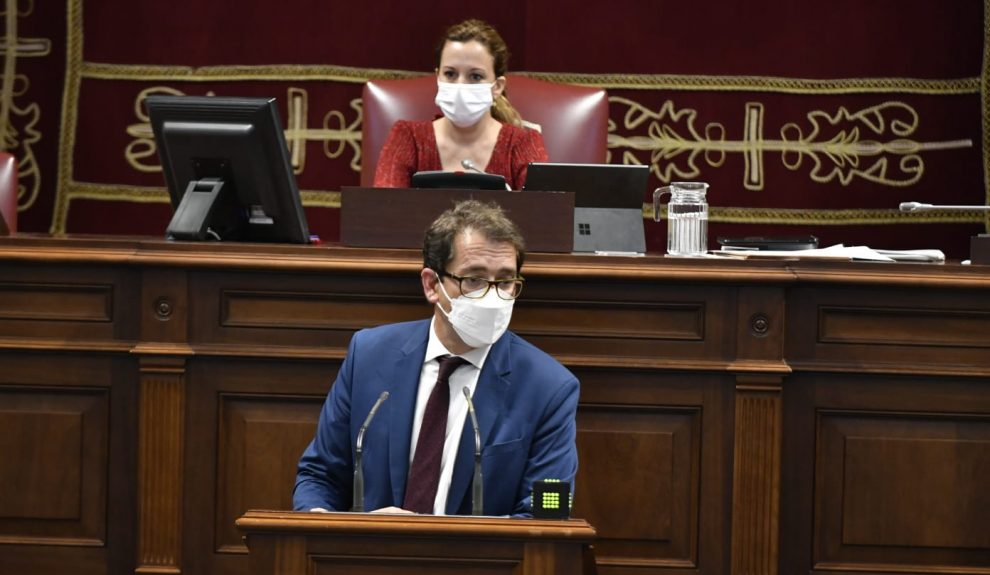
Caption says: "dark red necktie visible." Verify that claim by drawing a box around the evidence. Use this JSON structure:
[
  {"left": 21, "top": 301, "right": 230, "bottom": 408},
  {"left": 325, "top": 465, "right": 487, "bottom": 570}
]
[{"left": 403, "top": 355, "right": 467, "bottom": 514}]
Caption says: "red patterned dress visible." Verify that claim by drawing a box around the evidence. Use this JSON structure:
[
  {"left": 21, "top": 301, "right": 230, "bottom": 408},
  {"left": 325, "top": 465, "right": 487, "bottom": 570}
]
[{"left": 373, "top": 120, "right": 549, "bottom": 190}]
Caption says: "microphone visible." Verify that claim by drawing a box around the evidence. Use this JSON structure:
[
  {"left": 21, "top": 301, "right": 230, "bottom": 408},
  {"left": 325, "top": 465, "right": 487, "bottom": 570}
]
[
  {"left": 461, "top": 159, "right": 512, "bottom": 191},
  {"left": 462, "top": 386, "right": 483, "bottom": 516},
  {"left": 460, "top": 159, "right": 482, "bottom": 174},
  {"left": 900, "top": 201, "right": 990, "bottom": 212},
  {"left": 352, "top": 390, "right": 389, "bottom": 512}
]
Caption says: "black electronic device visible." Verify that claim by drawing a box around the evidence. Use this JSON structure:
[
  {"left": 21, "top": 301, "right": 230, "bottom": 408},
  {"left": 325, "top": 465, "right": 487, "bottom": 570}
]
[
  {"left": 523, "top": 162, "right": 648, "bottom": 209},
  {"left": 531, "top": 479, "right": 571, "bottom": 519},
  {"left": 146, "top": 95, "right": 310, "bottom": 243},
  {"left": 717, "top": 235, "right": 819, "bottom": 251},
  {"left": 523, "top": 162, "right": 649, "bottom": 254},
  {"left": 411, "top": 170, "right": 508, "bottom": 190}
]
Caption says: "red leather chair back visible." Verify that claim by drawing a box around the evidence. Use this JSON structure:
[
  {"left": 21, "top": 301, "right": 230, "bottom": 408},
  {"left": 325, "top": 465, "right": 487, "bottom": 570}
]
[
  {"left": 360, "top": 75, "right": 608, "bottom": 186},
  {"left": 0, "top": 152, "right": 16, "bottom": 234}
]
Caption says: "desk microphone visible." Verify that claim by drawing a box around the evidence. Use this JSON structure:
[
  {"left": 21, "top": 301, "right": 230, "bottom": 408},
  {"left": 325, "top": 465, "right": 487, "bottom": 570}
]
[
  {"left": 460, "top": 159, "right": 483, "bottom": 173},
  {"left": 352, "top": 390, "right": 389, "bottom": 512},
  {"left": 462, "top": 386, "right": 484, "bottom": 516},
  {"left": 899, "top": 201, "right": 990, "bottom": 212},
  {"left": 461, "top": 159, "right": 512, "bottom": 191}
]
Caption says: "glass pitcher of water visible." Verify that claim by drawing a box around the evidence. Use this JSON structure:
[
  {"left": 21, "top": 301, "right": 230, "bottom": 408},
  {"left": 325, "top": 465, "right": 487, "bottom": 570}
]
[{"left": 654, "top": 182, "right": 709, "bottom": 257}]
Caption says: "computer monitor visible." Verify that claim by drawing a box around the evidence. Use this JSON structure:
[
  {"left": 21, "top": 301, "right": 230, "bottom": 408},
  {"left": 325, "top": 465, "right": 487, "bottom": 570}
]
[
  {"left": 523, "top": 163, "right": 649, "bottom": 254},
  {"left": 522, "top": 162, "right": 648, "bottom": 209},
  {"left": 146, "top": 95, "right": 310, "bottom": 243}
]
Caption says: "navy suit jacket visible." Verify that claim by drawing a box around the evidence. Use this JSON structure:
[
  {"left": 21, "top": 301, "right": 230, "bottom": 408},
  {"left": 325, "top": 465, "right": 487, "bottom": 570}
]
[{"left": 293, "top": 319, "right": 579, "bottom": 516}]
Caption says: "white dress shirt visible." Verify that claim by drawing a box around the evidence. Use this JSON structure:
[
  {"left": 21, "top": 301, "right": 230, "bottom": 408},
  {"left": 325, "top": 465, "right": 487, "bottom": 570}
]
[{"left": 408, "top": 317, "right": 491, "bottom": 514}]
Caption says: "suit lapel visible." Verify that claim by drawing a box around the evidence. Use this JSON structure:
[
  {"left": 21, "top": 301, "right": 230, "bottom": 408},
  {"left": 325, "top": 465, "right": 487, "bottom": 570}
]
[
  {"left": 446, "top": 336, "right": 510, "bottom": 515},
  {"left": 387, "top": 322, "right": 430, "bottom": 506}
]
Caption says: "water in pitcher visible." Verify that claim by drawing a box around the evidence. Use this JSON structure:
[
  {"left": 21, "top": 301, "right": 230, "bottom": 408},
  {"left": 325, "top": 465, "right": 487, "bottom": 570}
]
[{"left": 654, "top": 182, "right": 709, "bottom": 257}]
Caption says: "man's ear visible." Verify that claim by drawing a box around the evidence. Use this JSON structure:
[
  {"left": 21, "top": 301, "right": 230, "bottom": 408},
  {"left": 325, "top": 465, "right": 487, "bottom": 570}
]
[{"left": 421, "top": 268, "right": 440, "bottom": 304}]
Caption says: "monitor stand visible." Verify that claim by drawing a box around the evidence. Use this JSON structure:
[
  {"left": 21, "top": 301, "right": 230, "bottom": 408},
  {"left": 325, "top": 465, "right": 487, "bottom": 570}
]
[{"left": 167, "top": 178, "right": 232, "bottom": 241}]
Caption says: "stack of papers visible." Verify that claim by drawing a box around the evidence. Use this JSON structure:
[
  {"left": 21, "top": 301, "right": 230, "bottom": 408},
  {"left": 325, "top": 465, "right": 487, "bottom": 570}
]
[{"left": 716, "top": 244, "right": 945, "bottom": 263}]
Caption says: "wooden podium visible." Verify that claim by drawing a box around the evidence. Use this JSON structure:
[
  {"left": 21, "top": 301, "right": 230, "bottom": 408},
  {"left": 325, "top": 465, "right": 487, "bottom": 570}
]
[{"left": 236, "top": 510, "right": 596, "bottom": 575}]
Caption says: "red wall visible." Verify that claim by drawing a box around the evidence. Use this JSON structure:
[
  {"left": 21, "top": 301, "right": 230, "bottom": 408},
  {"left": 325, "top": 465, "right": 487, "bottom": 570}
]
[{"left": 9, "top": 0, "right": 988, "bottom": 257}]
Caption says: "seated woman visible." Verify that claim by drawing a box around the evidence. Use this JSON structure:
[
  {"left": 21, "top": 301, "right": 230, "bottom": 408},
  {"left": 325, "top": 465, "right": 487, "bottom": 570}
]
[{"left": 373, "top": 19, "right": 548, "bottom": 190}]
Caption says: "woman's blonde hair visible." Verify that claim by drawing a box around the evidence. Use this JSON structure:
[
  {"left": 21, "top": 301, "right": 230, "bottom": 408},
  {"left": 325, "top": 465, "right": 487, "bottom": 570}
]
[{"left": 435, "top": 19, "right": 523, "bottom": 127}]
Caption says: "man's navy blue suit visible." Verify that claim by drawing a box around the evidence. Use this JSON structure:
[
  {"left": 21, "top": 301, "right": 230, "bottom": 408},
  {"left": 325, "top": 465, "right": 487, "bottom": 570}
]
[{"left": 293, "top": 318, "right": 579, "bottom": 516}]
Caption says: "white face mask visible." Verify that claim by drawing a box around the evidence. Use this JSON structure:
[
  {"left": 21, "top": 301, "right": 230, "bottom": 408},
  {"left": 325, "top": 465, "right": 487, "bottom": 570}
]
[
  {"left": 435, "top": 275, "right": 514, "bottom": 347},
  {"left": 435, "top": 80, "right": 494, "bottom": 128}
]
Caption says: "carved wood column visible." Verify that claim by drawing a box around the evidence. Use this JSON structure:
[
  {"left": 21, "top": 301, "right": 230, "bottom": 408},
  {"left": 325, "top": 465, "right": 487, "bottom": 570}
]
[
  {"left": 730, "top": 379, "right": 783, "bottom": 575},
  {"left": 136, "top": 353, "right": 189, "bottom": 573},
  {"left": 135, "top": 268, "right": 190, "bottom": 574},
  {"left": 730, "top": 286, "right": 787, "bottom": 575}
]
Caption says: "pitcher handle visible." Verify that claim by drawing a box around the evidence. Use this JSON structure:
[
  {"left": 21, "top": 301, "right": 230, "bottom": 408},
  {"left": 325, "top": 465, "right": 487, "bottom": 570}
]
[{"left": 653, "top": 187, "right": 671, "bottom": 222}]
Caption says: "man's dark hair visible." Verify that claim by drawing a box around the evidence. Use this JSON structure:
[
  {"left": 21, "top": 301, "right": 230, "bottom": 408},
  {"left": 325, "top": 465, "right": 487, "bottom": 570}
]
[{"left": 423, "top": 200, "right": 526, "bottom": 274}]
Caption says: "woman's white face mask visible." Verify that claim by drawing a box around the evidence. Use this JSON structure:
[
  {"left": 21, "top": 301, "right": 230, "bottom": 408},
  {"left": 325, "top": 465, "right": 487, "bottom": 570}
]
[
  {"left": 435, "top": 80, "right": 494, "bottom": 128},
  {"left": 435, "top": 273, "right": 513, "bottom": 347}
]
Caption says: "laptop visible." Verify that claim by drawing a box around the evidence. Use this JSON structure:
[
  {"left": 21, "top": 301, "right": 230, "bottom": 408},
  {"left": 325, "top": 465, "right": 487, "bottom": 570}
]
[{"left": 523, "top": 163, "right": 649, "bottom": 253}]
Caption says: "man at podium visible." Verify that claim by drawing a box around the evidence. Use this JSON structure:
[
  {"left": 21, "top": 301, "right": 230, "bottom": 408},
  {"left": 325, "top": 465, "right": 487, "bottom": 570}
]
[{"left": 294, "top": 200, "right": 579, "bottom": 516}]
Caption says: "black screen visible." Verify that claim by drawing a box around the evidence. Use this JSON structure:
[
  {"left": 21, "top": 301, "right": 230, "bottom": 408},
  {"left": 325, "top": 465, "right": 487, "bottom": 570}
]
[{"left": 147, "top": 95, "right": 310, "bottom": 243}]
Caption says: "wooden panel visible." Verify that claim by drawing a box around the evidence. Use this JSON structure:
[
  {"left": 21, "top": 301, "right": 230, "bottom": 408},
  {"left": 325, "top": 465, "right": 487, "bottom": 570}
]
[
  {"left": 312, "top": 555, "right": 520, "bottom": 575},
  {"left": 787, "top": 286, "right": 990, "bottom": 370},
  {"left": 0, "top": 264, "right": 139, "bottom": 345},
  {"left": 514, "top": 282, "right": 732, "bottom": 364},
  {"left": 0, "top": 282, "right": 112, "bottom": 322},
  {"left": 0, "top": 411, "right": 82, "bottom": 519},
  {"left": 221, "top": 289, "right": 426, "bottom": 330},
  {"left": 0, "top": 350, "right": 137, "bottom": 575},
  {"left": 185, "top": 357, "right": 341, "bottom": 575},
  {"left": 842, "top": 436, "right": 990, "bottom": 548},
  {"left": 815, "top": 410, "right": 990, "bottom": 570},
  {"left": 781, "top": 373, "right": 990, "bottom": 575},
  {"left": 514, "top": 300, "right": 704, "bottom": 341},
  {"left": 819, "top": 306, "right": 990, "bottom": 348},
  {"left": 574, "top": 398, "right": 701, "bottom": 567},
  {"left": 576, "top": 413, "right": 678, "bottom": 542},
  {"left": 0, "top": 386, "right": 108, "bottom": 544},
  {"left": 573, "top": 366, "right": 731, "bottom": 575},
  {"left": 189, "top": 271, "right": 427, "bottom": 350},
  {"left": 216, "top": 396, "right": 322, "bottom": 552}
]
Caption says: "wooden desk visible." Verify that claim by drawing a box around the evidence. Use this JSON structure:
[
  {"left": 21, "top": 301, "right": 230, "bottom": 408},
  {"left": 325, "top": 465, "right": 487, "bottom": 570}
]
[{"left": 1, "top": 235, "right": 988, "bottom": 575}]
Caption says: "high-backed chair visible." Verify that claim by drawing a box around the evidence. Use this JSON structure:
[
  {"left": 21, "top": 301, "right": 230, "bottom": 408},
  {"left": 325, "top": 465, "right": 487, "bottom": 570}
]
[
  {"left": 0, "top": 152, "right": 17, "bottom": 235},
  {"left": 360, "top": 75, "right": 609, "bottom": 186}
]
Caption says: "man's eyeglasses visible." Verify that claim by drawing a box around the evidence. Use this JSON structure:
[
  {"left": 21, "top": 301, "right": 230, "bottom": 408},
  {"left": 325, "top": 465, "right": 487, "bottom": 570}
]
[{"left": 441, "top": 270, "right": 525, "bottom": 300}]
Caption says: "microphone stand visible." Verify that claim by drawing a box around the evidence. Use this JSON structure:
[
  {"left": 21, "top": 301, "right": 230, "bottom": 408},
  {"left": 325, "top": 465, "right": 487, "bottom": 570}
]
[
  {"left": 462, "top": 387, "right": 483, "bottom": 516},
  {"left": 899, "top": 202, "right": 990, "bottom": 265},
  {"left": 899, "top": 202, "right": 990, "bottom": 213},
  {"left": 352, "top": 390, "right": 389, "bottom": 512},
  {"left": 461, "top": 159, "right": 512, "bottom": 191}
]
